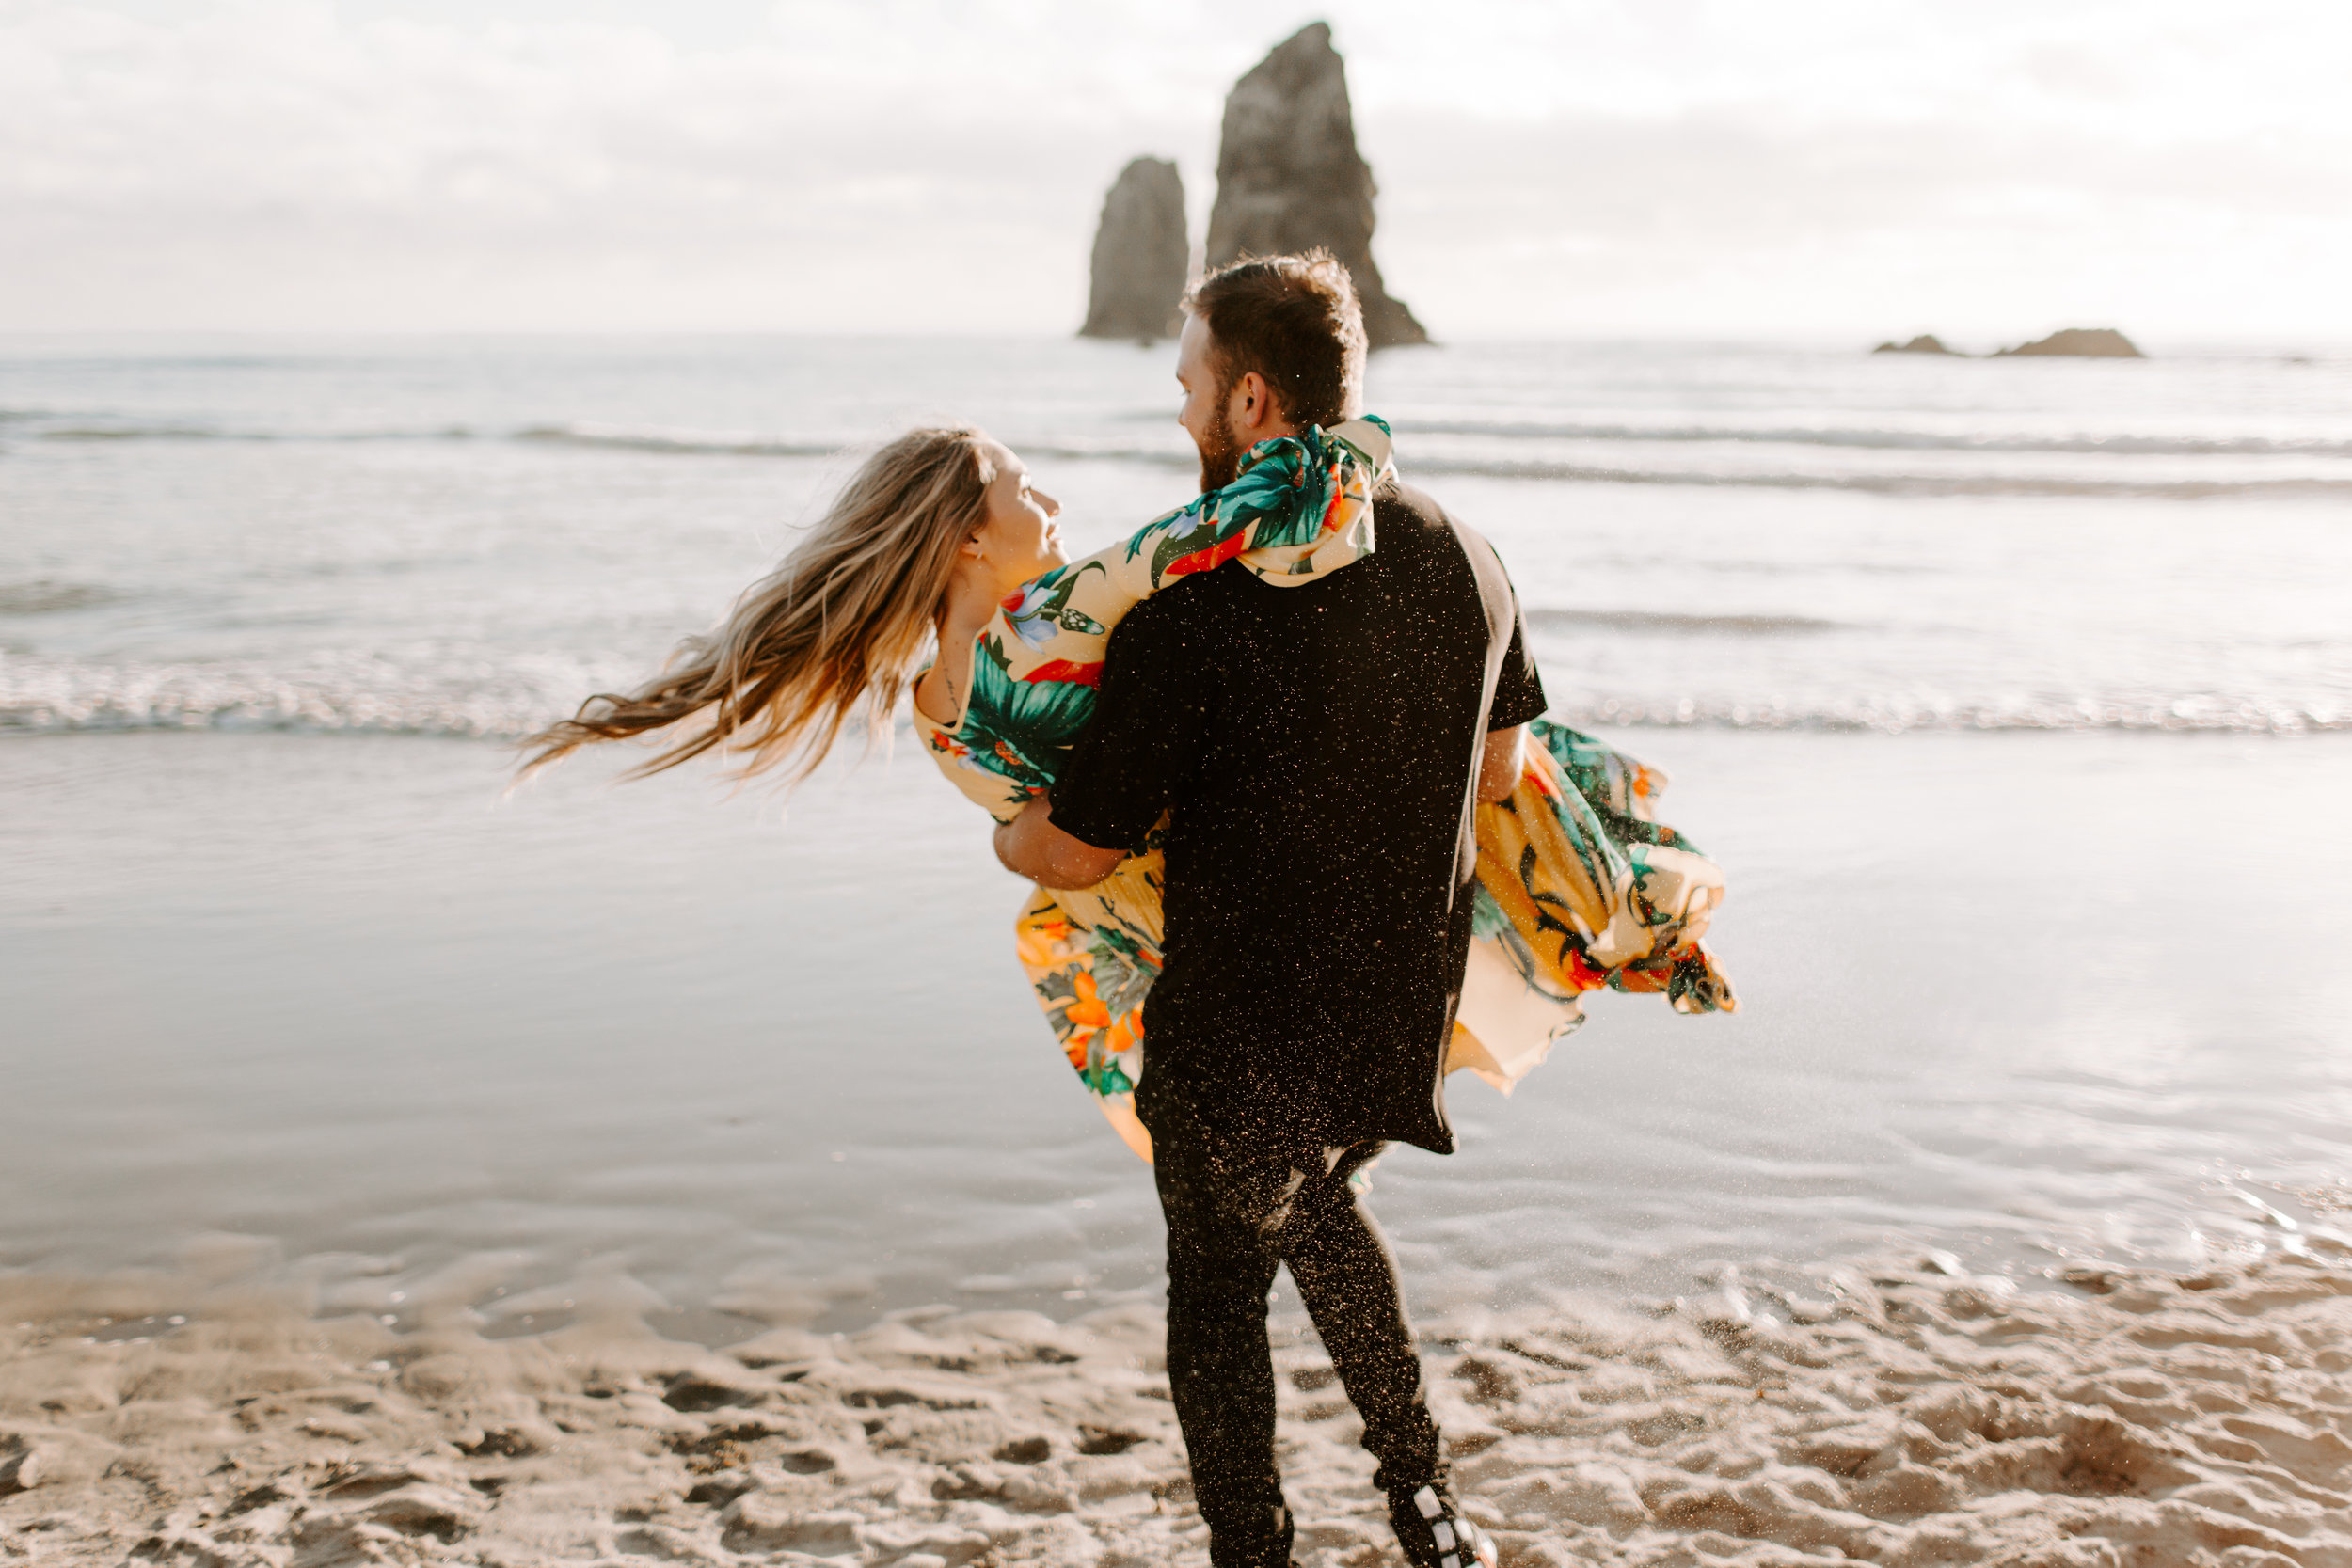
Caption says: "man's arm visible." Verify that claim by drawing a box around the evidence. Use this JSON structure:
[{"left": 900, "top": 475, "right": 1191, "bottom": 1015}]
[
  {"left": 1003, "top": 594, "right": 1205, "bottom": 891},
  {"left": 994, "top": 798, "right": 1126, "bottom": 889},
  {"left": 1478, "top": 723, "right": 1525, "bottom": 804},
  {"left": 1477, "top": 560, "right": 1548, "bottom": 805}
]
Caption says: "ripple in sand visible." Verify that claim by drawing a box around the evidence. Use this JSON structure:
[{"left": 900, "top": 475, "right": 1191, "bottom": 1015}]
[{"left": 3, "top": 1250, "right": 2348, "bottom": 1564}]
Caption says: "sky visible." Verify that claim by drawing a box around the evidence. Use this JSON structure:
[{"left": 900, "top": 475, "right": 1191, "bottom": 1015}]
[{"left": 2, "top": 0, "right": 2348, "bottom": 341}]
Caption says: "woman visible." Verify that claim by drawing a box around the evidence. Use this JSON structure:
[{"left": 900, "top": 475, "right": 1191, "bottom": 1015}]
[{"left": 523, "top": 420, "right": 1733, "bottom": 1161}]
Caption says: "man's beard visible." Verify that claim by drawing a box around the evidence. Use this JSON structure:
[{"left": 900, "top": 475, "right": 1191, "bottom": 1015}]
[{"left": 1195, "top": 402, "right": 1243, "bottom": 492}]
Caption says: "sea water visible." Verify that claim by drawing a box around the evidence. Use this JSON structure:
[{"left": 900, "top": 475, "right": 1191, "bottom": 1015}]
[
  {"left": 4, "top": 336, "right": 2349, "bottom": 1331},
  {"left": 7, "top": 336, "right": 2350, "bottom": 739}
]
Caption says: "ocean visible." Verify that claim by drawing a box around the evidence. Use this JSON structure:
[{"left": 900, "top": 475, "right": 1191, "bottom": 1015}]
[
  {"left": 3, "top": 335, "right": 2348, "bottom": 1335},
  {"left": 7, "top": 336, "right": 2351, "bottom": 740}
]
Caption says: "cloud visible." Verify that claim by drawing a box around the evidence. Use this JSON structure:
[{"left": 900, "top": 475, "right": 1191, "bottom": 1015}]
[
  {"left": 1362, "top": 103, "right": 2352, "bottom": 338},
  {"left": 0, "top": 1, "right": 1206, "bottom": 330},
  {"left": 1, "top": 0, "right": 2345, "bottom": 336}
]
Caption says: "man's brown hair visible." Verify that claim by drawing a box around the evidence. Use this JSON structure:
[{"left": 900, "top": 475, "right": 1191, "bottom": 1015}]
[{"left": 1184, "top": 249, "right": 1368, "bottom": 431}]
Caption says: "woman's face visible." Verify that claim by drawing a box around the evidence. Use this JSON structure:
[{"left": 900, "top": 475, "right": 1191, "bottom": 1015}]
[{"left": 972, "top": 441, "right": 1066, "bottom": 594}]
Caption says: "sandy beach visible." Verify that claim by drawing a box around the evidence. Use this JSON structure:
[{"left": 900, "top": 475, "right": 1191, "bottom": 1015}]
[
  {"left": 5, "top": 1248, "right": 2347, "bottom": 1567},
  {"left": 8, "top": 337, "right": 2351, "bottom": 1565}
]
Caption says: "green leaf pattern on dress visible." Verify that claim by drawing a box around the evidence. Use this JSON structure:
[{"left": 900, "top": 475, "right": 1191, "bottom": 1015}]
[{"left": 914, "top": 421, "right": 1735, "bottom": 1165}]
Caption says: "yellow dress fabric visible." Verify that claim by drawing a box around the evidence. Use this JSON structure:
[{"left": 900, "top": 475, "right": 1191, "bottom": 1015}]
[{"left": 914, "top": 423, "right": 1735, "bottom": 1163}]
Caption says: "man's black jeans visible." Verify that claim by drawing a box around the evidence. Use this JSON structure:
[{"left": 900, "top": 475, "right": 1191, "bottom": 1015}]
[{"left": 1145, "top": 1090, "right": 1445, "bottom": 1568}]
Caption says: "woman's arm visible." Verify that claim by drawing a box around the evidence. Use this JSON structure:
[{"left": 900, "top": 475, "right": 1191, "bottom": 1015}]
[{"left": 994, "top": 798, "right": 1126, "bottom": 889}]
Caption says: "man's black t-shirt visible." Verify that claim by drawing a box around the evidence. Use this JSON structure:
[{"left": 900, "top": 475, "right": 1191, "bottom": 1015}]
[{"left": 1047, "top": 483, "right": 1546, "bottom": 1154}]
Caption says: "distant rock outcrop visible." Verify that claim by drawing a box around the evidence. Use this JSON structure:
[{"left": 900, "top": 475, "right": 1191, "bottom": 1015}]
[
  {"left": 1080, "top": 158, "right": 1189, "bottom": 343},
  {"left": 1204, "top": 24, "right": 1427, "bottom": 348},
  {"left": 1872, "top": 335, "right": 1958, "bottom": 356},
  {"left": 1995, "top": 327, "right": 2144, "bottom": 358}
]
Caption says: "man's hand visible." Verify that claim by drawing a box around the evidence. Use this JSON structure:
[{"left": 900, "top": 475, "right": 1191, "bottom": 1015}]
[
  {"left": 1478, "top": 724, "right": 1526, "bottom": 805},
  {"left": 994, "top": 797, "right": 1127, "bottom": 889}
]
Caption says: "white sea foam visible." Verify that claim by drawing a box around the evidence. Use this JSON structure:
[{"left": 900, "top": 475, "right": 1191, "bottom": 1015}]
[
  {"left": 2, "top": 335, "right": 2348, "bottom": 752},
  {"left": 7, "top": 653, "right": 2344, "bottom": 738},
  {"left": 0, "top": 655, "right": 558, "bottom": 737},
  {"left": 19, "top": 414, "right": 2352, "bottom": 497}
]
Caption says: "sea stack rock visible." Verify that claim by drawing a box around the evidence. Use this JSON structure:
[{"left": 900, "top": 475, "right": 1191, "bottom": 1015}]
[
  {"left": 1205, "top": 23, "right": 1427, "bottom": 348},
  {"left": 1995, "top": 327, "right": 2144, "bottom": 358},
  {"left": 1080, "top": 157, "right": 1189, "bottom": 343},
  {"left": 1872, "top": 334, "right": 1958, "bottom": 356}
]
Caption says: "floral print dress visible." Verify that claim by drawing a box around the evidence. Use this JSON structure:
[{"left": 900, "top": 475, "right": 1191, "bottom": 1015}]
[{"left": 913, "top": 419, "right": 1735, "bottom": 1163}]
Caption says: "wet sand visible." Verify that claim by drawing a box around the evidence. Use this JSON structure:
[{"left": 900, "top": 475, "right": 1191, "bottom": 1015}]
[
  {"left": 7, "top": 728, "right": 2351, "bottom": 1324},
  {"left": 5, "top": 1249, "right": 2348, "bottom": 1566},
  {"left": 7, "top": 728, "right": 2352, "bottom": 1562}
]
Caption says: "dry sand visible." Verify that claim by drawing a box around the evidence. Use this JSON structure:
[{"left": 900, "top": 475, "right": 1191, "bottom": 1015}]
[{"left": 3, "top": 1249, "right": 2347, "bottom": 1568}]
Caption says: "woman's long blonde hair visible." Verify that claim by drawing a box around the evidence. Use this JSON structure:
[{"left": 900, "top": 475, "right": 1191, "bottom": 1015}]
[{"left": 519, "top": 427, "right": 995, "bottom": 784}]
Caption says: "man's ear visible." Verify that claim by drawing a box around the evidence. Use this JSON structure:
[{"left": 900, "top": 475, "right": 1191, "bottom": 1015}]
[{"left": 1231, "top": 370, "right": 1278, "bottom": 434}]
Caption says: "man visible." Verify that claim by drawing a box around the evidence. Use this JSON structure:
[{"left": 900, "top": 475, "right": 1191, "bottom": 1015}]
[{"left": 994, "top": 250, "right": 1544, "bottom": 1568}]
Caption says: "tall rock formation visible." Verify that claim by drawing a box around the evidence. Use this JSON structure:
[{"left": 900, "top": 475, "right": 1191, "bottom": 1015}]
[
  {"left": 1204, "top": 23, "right": 1427, "bottom": 348},
  {"left": 1080, "top": 158, "right": 1189, "bottom": 342}
]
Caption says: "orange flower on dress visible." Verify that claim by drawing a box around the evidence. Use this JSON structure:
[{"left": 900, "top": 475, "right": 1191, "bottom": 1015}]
[
  {"left": 1057, "top": 972, "right": 1113, "bottom": 1069},
  {"left": 1015, "top": 911, "right": 1075, "bottom": 970}
]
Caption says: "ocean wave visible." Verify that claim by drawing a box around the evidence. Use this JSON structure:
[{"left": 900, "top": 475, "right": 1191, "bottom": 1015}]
[
  {"left": 1546, "top": 694, "right": 2352, "bottom": 735},
  {"left": 511, "top": 424, "right": 842, "bottom": 459},
  {"left": 7, "top": 660, "right": 2345, "bottom": 741},
  {"left": 0, "top": 659, "right": 554, "bottom": 740},
  {"left": 372, "top": 427, "right": 2352, "bottom": 498},
  {"left": 0, "top": 580, "right": 117, "bottom": 614},
  {"left": 1401, "top": 452, "right": 2352, "bottom": 499},
  {"left": 38, "top": 423, "right": 249, "bottom": 442},
  {"left": 13, "top": 418, "right": 2344, "bottom": 497},
  {"left": 513, "top": 424, "right": 1200, "bottom": 470},
  {"left": 1526, "top": 608, "right": 1843, "bottom": 636},
  {"left": 1406, "top": 419, "right": 2352, "bottom": 459},
  {"left": 30, "top": 423, "right": 482, "bottom": 444}
]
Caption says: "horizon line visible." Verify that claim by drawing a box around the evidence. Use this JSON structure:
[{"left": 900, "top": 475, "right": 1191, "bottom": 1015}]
[{"left": 2, "top": 327, "right": 2345, "bottom": 355}]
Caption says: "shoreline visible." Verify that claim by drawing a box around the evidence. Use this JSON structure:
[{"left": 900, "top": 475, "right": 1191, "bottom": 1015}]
[
  {"left": 7, "top": 726, "right": 2352, "bottom": 1331},
  {"left": 4, "top": 1250, "right": 2347, "bottom": 1566}
]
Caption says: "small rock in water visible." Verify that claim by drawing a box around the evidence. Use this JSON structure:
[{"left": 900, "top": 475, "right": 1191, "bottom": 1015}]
[
  {"left": 1688, "top": 1287, "right": 1753, "bottom": 1334},
  {"left": 684, "top": 1471, "right": 755, "bottom": 1507},
  {"left": 1872, "top": 334, "right": 1959, "bottom": 355},
  {"left": 1994, "top": 326, "right": 2145, "bottom": 358},
  {"left": 661, "top": 1372, "right": 758, "bottom": 1413},
  {"left": 2230, "top": 1186, "right": 2300, "bottom": 1229}
]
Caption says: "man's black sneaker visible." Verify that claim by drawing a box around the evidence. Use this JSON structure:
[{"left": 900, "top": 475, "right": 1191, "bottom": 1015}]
[{"left": 1387, "top": 1482, "right": 1497, "bottom": 1568}]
